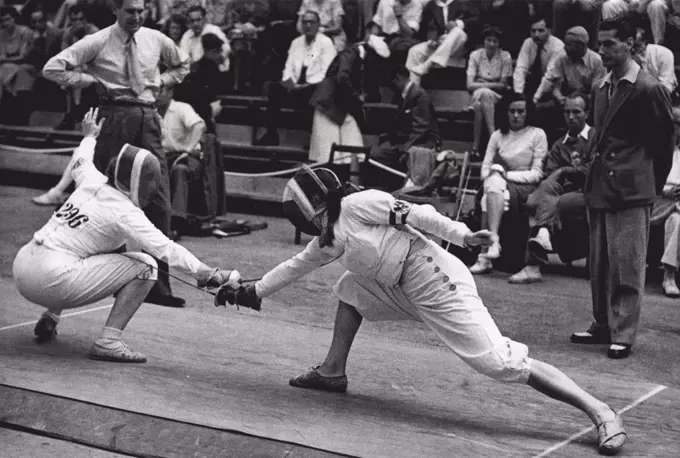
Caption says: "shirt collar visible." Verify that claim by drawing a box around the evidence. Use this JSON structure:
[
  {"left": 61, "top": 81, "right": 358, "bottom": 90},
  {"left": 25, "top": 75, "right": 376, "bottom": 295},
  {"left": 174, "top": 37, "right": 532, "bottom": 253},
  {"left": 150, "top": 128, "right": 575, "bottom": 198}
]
[
  {"left": 112, "top": 22, "right": 134, "bottom": 42},
  {"left": 562, "top": 124, "right": 591, "bottom": 143},
  {"left": 599, "top": 60, "right": 641, "bottom": 89},
  {"left": 402, "top": 81, "right": 414, "bottom": 100},
  {"left": 435, "top": 0, "right": 455, "bottom": 7}
]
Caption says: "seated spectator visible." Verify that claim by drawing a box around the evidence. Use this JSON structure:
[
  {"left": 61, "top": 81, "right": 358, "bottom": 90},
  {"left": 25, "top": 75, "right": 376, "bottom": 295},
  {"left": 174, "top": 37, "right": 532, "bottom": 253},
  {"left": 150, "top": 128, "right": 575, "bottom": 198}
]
[
  {"left": 175, "top": 33, "right": 227, "bottom": 134},
  {"left": 308, "top": 35, "right": 390, "bottom": 163},
  {"left": 161, "top": 12, "right": 188, "bottom": 45},
  {"left": 258, "top": 0, "right": 303, "bottom": 82},
  {"left": 371, "top": 65, "right": 441, "bottom": 190},
  {"left": 480, "top": 0, "right": 532, "bottom": 58},
  {"left": 466, "top": 26, "right": 513, "bottom": 158},
  {"left": 652, "top": 117, "right": 680, "bottom": 297},
  {"left": 513, "top": 14, "right": 564, "bottom": 100},
  {"left": 156, "top": 85, "right": 208, "bottom": 235},
  {"left": 632, "top": 23, "right": 677, "bottom": 92},
  {"left": 227, "top": 0, "right": 270, "bottom": 93},
  {"left": 158, "top": 0, "right": 190, "bottom": 29},
  {"left": 534, "top": 27, "right": 605, "bottom": 106},
  {"left": 508, "top": 92, "right": 593, "bottom": 284},
  {"left": 603, "top": 0, "right": 670, "bottom": 45},
  {"left": 297, "top": 0, "right": 346, "bottom": 52},
  {"left": 469, "top": 92, "right": 548, "bottom": 275},
  {"left": 0, "top": 6, "right": 37, "bottom": 125},
  {"left": 406, "top": 0, "right": 482, "bottom": 84},
  {"left": 61, "top": 3, "right": 99, "bottom": 50},
  {"left": 141, "top": 0, "right": 160, "bottom": 29},
  {"left": 254, "top": 11, "right": 336, "bottom": 145},
  {"left": 552, "top": 0, "right": 600, "bottom": 49},
  {"left": 370, "top": 0, "right": 423, "bottom": 62},
  {"left": 26, "top": 8, "right": 62, "bottom": 69},
  {"left": 180, "top": 5, "right": 231, "bottom": 72}
]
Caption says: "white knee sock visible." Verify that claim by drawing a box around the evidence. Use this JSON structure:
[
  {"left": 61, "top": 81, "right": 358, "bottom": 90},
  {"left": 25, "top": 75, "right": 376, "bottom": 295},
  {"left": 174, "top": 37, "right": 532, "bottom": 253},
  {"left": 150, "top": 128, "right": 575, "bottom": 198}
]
[
  {"left": 100, "top": 326, "right": 123, "bottom": 341},
  {"left": 42, "top": 310, "right": 61, "bottom": 324}
]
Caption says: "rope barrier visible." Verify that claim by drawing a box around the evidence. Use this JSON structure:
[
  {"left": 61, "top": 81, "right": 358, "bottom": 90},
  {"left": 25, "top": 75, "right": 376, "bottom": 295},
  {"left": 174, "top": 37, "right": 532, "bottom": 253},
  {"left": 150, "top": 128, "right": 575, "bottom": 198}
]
[
  {"left": 222, "top": 161, "right": 329, "bottom": 178},
  {"left": 0, "top": 143, "right": 76, "bottom": 155}
]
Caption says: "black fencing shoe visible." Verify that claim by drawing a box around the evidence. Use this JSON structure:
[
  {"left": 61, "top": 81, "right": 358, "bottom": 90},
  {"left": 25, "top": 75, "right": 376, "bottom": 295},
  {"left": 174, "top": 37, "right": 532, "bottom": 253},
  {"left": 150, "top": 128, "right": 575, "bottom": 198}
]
[
  {"left": 289, "top": 366, "right": 348, "bottom": 393},
  {"left": 34, "top": 315, "right": 58, "bottom": 343}
]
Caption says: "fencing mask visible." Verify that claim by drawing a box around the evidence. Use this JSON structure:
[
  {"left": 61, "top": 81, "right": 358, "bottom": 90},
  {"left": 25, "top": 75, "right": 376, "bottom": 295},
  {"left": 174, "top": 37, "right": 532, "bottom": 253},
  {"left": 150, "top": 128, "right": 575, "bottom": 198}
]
[
  {"left": 282, "top": 165, "right": 342, "bottom": 236},
  {"left": 111, "top": 144, "right": 162, "bottom": 208}
]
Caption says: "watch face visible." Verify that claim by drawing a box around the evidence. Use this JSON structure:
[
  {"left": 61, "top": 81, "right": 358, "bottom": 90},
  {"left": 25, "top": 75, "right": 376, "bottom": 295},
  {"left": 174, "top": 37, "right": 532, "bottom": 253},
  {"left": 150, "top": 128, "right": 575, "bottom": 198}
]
[{"left": 570, "top": 151, "right": 581, "bottom": 167}]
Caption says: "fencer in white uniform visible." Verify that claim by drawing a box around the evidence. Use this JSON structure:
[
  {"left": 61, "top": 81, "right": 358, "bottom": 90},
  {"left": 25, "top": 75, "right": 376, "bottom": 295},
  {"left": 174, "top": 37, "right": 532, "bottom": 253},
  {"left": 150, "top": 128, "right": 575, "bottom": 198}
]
[
  {"left": 217, "top": 165, "right": 627, "bottom": 455},
  {"left": 13, "top": 109, "right": 240, "bottom": 363}
]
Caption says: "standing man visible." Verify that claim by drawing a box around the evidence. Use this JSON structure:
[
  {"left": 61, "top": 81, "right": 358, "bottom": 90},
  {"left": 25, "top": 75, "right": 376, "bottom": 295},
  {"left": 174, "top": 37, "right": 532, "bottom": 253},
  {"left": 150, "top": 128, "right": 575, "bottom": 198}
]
[
  {"left": 571, "top": 18, "right": 675, "bottom": 359},
  {"left": 43, "top": 0, "right": 191, "bottom": 308}
]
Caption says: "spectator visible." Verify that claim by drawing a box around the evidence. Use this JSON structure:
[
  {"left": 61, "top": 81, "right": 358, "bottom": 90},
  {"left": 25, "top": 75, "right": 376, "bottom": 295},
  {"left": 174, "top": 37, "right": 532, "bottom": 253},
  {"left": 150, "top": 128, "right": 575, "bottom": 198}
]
[
  {"left": 508, "top": 92, "right": 593, "bottom": 284},
  {"left": 180, "top": 5, "right": 231, "bottom": 71},
  {"left": 175, "top": 33, "right": 227, "bottom": 134},
  {"left": 254, "top": 11, "right": 336, "bottom": 145},
  {"left": 371, "top": 65, "right": 441, "bottom": 190},
  {"left": 602, "top": 1, "right": 672, "bottom": 45},
  {"left": 406, "top": 0, "right": 482, "bottom": 84},
  {"left": 534, "top": 26, "right": 606, "bottom": 107},
  {"left": 572, "top": 18, "right": 675, "bottom": 360},
  {"left": 513, "top": 14, "right": 564, "bottom": 101},
  {"left": 141, "top": 0, "right": 160, "bottom": 29},
  {"left": 161, "top": 12, "right": 188, "bottom": 45},
  {"left": 297, "top": 0, "right": 346, "bottom": 52},
  {"left": 258, "top": 0, "right": 303, "bottom": 82},
  {"left": 652, "top": 117, "right": 680, "bottom": 297},
  {"left": 370, "top": 0, "right": 423, "bottom": 63},
  {"left": 552, "top": 0, "right": 600, "bottom": 49},
  {"left": 227, "top": 0, "right": 270, "bottom": 93},
  {"left": 158, "top": 0, "right": 190, "bottom": 28},
  {"left": 308, "top": 35, "right": 390, "bottom": 163},
  {"left": 466, "top": 26, "right": 513, "bottom": 159},
  {"left": 0, "top": 6, "right": 36, "bottom": 125},
  {"left": 61, "top": 4, "right": 99, "bottom": 50},
  {"left": 156, "top": 84, "right": 208, "bottom": 235},
  {"left": 469, "top": 92, "right": 548, "bottom": 275},
  {"left": 27, "top": 9, "right": 62, "bottom": 68},
  {"left": 632, "top": 23, "right": 677, "bottom": 92},
  {"left": 480, "top": 0, "right": 532, "bottom": 58}
]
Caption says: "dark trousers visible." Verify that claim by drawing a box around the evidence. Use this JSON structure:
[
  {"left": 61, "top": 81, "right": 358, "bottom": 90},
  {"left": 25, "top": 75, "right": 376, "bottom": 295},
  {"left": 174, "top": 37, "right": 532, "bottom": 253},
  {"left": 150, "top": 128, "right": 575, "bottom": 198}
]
[
  {"left": 263, "top": 81, "right": 317, "bottom": 133},
  {"left": 170, "top": 154, "right": 204, "bottom": 219},
  {"left": 93, "top": 103, "right": 173, "bottom": 297},
  {"left": 588, "top": 206, "right": 651, "bottom": 346}
]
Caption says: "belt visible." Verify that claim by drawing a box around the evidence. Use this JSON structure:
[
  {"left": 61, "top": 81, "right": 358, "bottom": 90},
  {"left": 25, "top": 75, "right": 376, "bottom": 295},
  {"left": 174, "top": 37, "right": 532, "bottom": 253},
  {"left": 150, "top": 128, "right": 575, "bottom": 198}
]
[{"left": 100, "top": 97, "right": 156, "bottom": 108}]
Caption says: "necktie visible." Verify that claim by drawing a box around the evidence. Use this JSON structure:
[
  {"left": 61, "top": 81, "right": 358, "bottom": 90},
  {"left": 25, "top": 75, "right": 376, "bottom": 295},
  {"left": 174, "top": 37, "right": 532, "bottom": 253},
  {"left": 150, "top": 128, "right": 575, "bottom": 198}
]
[
  {"left": 126, "top": 36, "right": 145, "bottom": 96},
  {"left": 531, "top": 43, "right": 544, "bottom": 78}
]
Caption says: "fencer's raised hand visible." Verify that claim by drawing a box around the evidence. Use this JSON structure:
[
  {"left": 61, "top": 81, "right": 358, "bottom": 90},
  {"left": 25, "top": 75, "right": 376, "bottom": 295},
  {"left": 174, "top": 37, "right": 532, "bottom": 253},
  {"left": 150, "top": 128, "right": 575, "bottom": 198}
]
[
  {"left": 214, "top": 284, "right": 261, "bottom": 311},
  {"left": 464, "top": 230, "right": 497, "bottom": 248},
  {"left": 81, "top": 108, "right": 104, "bottom": 139}
]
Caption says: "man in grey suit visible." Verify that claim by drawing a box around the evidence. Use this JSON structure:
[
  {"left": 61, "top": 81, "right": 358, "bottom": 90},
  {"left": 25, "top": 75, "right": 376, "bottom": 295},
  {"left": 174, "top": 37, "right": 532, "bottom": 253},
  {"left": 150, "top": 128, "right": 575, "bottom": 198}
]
[{"left": 571, "top": 18, "right": 675, "bottom": 359}]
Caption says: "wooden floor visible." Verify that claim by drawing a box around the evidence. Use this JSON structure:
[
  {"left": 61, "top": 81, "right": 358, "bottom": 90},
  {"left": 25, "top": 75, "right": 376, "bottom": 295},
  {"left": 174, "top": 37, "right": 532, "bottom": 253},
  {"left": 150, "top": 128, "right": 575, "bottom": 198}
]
[{"left": 1, "top": 185, "right": 680, "bottom": 457}]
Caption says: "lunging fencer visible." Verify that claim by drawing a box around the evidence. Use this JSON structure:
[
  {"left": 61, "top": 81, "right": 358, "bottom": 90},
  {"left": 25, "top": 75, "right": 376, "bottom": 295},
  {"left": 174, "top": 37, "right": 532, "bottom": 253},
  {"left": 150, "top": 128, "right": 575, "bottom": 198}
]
[
  {"left": 217, "top": 165, "right": 627, "bottom": 455},
  {"left": 13, "top": 109, "right": 241, "bottom": 363}
]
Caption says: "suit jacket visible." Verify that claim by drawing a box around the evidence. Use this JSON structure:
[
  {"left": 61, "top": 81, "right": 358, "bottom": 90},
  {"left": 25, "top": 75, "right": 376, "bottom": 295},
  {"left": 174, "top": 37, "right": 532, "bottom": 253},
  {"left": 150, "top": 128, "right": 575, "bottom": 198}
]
[
  {"left": 419, "top": 0, "right": 482, "bottom": 43},
  {"left": 174, "top": 57, "right": 222, "bottom": 134},
  {"left": 585, "top": 65, "right": 675, "bottom": 210},
  {"left": 388, "top": 83, "right": 441, "bottom": 151},
  {"left": 310, "top": 45, "right": 364, "bottom": 126}
]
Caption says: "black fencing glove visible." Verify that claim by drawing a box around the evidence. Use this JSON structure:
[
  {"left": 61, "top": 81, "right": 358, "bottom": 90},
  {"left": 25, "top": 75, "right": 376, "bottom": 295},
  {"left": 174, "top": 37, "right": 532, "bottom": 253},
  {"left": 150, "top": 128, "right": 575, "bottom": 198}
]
[{"left": 214, "top": 284, "right": 261, "bottom": 311}]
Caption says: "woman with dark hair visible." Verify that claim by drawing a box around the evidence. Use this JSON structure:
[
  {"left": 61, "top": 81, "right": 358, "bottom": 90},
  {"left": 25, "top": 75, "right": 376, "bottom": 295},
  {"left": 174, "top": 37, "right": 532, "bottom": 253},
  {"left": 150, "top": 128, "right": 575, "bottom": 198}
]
[
  {"left": 469, "top": 92, "right": 548, "bottom": 274},
  {"left": 162, "top": 13, "right": 188, "bottom": 45},
  {"left": 466, "top": 25, "right": 513, "bottom": 158},
  {"left": 216, "top": 164, "right": 627, "bottom": 457}
]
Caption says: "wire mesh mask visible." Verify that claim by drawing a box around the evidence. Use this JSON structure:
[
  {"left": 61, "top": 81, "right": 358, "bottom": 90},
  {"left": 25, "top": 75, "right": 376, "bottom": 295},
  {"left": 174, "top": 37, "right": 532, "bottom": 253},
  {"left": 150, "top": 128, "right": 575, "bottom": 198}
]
[
  {"left": 113, "top": 144, "right": 161, "bottom": 208},
  {"left": 282, "top": 166, "right": 342, "bottom": 236}
]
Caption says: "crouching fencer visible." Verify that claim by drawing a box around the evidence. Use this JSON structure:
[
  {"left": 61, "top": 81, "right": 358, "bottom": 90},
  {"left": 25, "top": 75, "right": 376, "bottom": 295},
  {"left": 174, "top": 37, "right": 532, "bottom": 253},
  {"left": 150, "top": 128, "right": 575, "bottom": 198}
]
[
  {"left": 216, "top": 165, "right": 627, "bottom": 455},
  {"left": 13, "top": 109, "right": 241, "bottom": 363}
]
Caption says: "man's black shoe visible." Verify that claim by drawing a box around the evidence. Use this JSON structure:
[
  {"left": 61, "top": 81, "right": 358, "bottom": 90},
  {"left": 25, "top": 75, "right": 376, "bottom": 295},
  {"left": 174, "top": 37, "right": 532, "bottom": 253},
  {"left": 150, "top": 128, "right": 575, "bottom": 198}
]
[
  {"left": 570, "top": 329, "right": 611, "bottom": 344},
  {"left": 34, "top": 315, "right": 58, "bottom": 343},
  {"left": 253, "top": 131, "right": 279, "bottom": 146},
  {"left": 608, "top": 344, "right": 632, "bottom": 359},
  {"left": 145, "top": 294, "right": 186, "bottom": 308}
]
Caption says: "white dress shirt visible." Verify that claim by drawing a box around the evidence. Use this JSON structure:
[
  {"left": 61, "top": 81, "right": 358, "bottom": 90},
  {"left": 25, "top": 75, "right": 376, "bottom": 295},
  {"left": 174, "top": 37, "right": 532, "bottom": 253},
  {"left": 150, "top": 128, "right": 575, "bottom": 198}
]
[
  {"left": 161, "top": 100, "right": 206, "bottom": 152},
  {"left": 282, "top": 33, "right": 337, "bottom": 85},
  {"left": 373, "top": 0, "right": 423, "bottom": 35},
  {"left": 179, "top": 23, "right": 231, "bottom": 71},
  {"left": 637, "top": 43, "right": 677, "bottom": 93}
]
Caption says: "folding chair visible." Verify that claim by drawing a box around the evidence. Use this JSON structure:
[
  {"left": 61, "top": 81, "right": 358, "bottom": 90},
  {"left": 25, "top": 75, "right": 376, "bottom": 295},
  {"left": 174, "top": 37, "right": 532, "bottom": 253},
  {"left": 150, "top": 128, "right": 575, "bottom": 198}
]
[{"left": 294, "top": 143, "right": 372, "bottom": 245}]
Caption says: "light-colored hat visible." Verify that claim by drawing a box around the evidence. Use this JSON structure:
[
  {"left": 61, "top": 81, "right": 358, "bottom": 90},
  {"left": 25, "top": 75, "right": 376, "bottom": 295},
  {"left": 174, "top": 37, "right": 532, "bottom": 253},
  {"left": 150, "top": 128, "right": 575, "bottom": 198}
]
[
  {"left": 366, "top": 35, "right": 390, "bottom": 59},
  {"left": 565, "top": 26, "right": 589, "bottom": 44}
]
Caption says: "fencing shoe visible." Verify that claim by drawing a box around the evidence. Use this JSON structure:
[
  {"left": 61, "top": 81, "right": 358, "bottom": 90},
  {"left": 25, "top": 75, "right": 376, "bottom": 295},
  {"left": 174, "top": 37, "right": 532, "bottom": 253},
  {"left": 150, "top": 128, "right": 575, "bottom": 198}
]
[{"left": 89, "top": 339, "right": 147, "bottom": 363}]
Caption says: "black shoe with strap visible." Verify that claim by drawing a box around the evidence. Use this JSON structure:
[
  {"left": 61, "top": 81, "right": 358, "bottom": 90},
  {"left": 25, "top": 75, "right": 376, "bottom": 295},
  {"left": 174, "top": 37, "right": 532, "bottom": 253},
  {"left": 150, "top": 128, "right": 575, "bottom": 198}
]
[
  {"left": 145, "top": 293, "right": 186, "bottom": 308},
  {"left": 289, "top": 366, "right": 348, "bottom": 393},
  {"left": 34, "top": 315, "right": 58, "bottom": 343},
  {"left": 607, "top": 343, "right": 632, "bottom": 359},
  {"left": 571, "top": 325, "right": 611, "bottom": 344}
]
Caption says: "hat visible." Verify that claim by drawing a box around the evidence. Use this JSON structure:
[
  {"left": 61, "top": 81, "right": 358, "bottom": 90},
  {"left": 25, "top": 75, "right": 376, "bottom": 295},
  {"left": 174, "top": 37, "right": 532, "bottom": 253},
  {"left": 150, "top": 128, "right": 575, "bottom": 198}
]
[
  {"left": 365, "top": 35, "right": 390, "bottom": 59},
  {"left": 565, "top": 26, "right": 589, "bottom": 44}
]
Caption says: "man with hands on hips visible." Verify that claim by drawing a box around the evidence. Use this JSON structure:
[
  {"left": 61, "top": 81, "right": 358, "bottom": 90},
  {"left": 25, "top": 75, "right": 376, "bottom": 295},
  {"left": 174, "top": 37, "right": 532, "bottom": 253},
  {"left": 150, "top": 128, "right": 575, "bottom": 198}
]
[{"left": 13, "top": 109, "right": 241, "bottom": 363}]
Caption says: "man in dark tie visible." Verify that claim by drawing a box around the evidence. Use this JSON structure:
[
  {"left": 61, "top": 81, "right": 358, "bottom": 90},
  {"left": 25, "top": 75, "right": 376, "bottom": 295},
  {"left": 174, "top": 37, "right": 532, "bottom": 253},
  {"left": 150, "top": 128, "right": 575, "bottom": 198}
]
[
  {"left": 44, "top": 0, "right": 191, "bottom": 308},
  {"left": 571, "top": 18, "right": 675, "bottom": 359}
]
